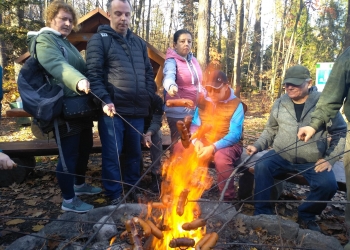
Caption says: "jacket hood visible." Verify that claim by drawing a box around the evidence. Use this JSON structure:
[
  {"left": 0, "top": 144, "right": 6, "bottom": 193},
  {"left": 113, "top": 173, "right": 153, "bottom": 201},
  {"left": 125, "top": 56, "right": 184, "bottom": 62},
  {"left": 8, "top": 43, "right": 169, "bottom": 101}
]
[
  {"left": 165, "top": 48, "right": 194, "bottom": 61},
  {"left": 97, "top": 25, "right": 133, "bottom": 40},
  {"left": 26, "top": 27, "right": 62, "bottom": 50}
]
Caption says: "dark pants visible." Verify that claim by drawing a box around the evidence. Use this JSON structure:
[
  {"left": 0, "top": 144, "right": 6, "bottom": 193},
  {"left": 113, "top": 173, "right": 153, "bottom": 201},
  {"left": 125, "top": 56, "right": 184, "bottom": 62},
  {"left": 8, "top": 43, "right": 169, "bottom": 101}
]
[
  {"left": 150, "top": 130, "right": 162, "bottom": 175},
  {"left": 166, "top": 117, "right": 181, "bottom": 144},
  {"left": 98, "top": 115, "right": 144, "bottom": 200},
  {"left": 56, "top": 128, "right": 93, "bottom": 200},
  {"left": 254, "top": 150, "right": 337, "bottom": 221}
]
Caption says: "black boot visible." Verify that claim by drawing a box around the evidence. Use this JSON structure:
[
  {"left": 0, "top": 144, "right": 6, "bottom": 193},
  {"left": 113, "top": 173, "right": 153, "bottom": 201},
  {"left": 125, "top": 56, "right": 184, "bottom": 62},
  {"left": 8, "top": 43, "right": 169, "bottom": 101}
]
[{"left": 150, "top": 174, "right": 161, "bottom": 193}]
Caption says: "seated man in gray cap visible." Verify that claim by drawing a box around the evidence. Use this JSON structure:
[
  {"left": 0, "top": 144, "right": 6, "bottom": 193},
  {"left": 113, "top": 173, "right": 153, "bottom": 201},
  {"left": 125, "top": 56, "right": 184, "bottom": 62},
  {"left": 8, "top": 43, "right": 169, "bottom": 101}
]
[{"left": 246, "top": 65, "right": 346, "bottom": 232}]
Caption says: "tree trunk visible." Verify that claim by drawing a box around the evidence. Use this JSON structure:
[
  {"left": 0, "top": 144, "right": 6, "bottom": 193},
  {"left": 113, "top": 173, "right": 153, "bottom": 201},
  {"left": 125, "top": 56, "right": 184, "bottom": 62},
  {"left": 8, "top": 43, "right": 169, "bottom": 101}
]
[
  {"left": 146, "top": 0, "right": 151, "bottom": 42},
  {"left": 165, "top": 0, "right": 175, "bottom": 48},
  {"left": 0, "top": 13, "right": 6, "bottom": 70},
  {"left": 278, "top": 0, "right": 304, "bottom": 98},
  {"left": 219, "top": 0, "right": 233, "bottom": 76},
  {"left": 141, "top": 2, "right": 145, "bottom": 38},
  {"left": 251, "top": 0, "right": 261, "bottom": 88},
  {"left": 344, "top": 0, "right": 350, "bottom": 50},
  {"left": 218, "top": 3, "right": 222, "bottom": 53},
  {"left": 197, "top": 0, "right": 211, "bottom": 70},
  {"left": 232, "top": 0, "right": 244, "bottom": 97},
  {"left": 134, "top": 0, "right": 144, "bottom": 35}
]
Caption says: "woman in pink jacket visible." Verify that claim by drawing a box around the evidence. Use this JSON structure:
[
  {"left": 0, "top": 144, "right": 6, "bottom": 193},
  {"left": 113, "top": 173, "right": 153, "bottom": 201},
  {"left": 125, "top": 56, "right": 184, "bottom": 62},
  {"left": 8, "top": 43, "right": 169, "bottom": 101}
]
[{"left": 163, "top": 29, "right": 203, "bottom": 147}]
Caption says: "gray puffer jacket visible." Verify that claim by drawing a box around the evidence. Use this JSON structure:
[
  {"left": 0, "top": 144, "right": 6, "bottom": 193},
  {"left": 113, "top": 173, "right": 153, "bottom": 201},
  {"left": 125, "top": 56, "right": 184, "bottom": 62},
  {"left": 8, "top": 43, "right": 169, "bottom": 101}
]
[{"left": 254, "top": 87, "right": 346, "bottom": 165}]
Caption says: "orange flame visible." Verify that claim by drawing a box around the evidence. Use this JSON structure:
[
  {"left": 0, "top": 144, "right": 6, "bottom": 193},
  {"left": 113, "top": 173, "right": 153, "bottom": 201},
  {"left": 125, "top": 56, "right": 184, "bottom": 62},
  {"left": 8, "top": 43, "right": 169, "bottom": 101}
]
[
  {"left": 108, "top": 235, "right": 117, "bottom": 249},
  {"left": 149, "top": 141, "right": 212, "bottom": 249}
]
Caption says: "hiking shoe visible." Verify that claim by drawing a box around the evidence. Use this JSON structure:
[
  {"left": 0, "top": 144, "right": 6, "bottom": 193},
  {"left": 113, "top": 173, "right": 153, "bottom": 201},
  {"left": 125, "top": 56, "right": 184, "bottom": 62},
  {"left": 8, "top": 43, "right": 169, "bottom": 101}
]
[
  {"left": 61, "top": 196, "right": 93, "bottom": 213},
  {"left": 297, "top": 219, "right": 321, "bottom": 232},
  {"left": 74, "top": 183, "right": 102, "bottom": 195},
  {"left": 110, "top": 196, "right": 123, "bottom": 206},
  {"left": 150, "top": 174, "right": 161, "bottom": 193}
]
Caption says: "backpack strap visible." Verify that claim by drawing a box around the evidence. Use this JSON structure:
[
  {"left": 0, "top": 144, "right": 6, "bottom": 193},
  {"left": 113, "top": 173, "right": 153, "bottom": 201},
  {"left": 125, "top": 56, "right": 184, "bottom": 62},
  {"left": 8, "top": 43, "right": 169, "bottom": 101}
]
[
  {"left": 100, "top": 32, "right": 112, "bottom": 56},
  {"left": 54, "top": 119, "right": 68, "bottom": 173}
]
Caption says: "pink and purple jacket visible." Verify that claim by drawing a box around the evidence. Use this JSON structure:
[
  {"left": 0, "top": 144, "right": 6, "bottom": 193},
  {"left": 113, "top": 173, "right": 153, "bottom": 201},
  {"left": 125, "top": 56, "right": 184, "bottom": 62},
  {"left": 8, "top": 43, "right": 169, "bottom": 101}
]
[{"left": 163, "top": 48, "right": 203, "bottom": 118}]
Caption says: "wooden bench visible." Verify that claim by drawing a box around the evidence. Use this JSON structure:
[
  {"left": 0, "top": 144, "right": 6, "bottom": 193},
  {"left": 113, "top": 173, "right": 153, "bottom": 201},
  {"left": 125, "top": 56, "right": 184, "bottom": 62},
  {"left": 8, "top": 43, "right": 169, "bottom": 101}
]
[
  {"left": 4, "top": 109, "right": 346, "bottom": 192},
  {"left": 6, "top": 108, "right": 31, "bottom": 117},
  {"left": 0, "top": 135, "right": 171, "bottom": 187},
  {"left": 0, "top": 135, "right": 171, "bottom": 158},
  {"left": 4, "top": 108, "right": 172, "bottom": 158}
]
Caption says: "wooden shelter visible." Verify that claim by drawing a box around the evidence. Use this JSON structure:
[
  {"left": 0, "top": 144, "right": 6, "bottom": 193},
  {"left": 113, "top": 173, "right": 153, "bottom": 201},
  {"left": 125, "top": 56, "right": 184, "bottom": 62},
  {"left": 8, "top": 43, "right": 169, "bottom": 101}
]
[{"left": 15, "top": 8, "right": 165, "bottom": 89}]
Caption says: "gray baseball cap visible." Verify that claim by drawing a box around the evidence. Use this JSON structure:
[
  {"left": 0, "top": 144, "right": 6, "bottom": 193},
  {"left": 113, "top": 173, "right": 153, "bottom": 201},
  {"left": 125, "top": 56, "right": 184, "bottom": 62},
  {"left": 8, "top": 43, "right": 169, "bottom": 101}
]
[{"left": 283, "top": 65, "right": 311, "bottom": 85}]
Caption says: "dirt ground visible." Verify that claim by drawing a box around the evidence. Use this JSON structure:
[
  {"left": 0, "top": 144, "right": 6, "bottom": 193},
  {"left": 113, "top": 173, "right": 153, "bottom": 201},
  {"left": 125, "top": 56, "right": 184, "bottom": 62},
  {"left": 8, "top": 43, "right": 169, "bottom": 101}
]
[{"left": 0, "top": 92, "right": 348, "bottom": 249}]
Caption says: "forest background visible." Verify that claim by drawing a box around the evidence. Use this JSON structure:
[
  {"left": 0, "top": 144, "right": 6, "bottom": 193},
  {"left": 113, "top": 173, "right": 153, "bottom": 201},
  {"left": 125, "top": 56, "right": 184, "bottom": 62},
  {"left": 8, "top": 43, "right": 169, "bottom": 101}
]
[{"left": 0, "top": 0, "right": 349, "bottom": 101}]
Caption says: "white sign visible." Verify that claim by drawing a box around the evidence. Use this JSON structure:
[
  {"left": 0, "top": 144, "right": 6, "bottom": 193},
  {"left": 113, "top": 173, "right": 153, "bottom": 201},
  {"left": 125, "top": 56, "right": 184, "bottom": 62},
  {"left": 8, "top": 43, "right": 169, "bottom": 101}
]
[{"left": 315, "top": 62, "right": 334, "bottom": 92}]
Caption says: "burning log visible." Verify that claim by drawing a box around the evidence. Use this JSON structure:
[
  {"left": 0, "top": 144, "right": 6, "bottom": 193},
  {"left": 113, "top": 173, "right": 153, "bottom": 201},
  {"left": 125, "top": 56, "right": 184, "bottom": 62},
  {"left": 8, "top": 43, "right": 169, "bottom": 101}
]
[
  {"left": 182, "top": 218, "right": 206, "bottom": 231},
  {"left": 176, "top": 189, "right": 190, "bottom": 216},
  {"left": 145, "top": 220, "right": 164, "bottom": 239},
  {"left": 176, "top": 120, "right": 191, "bottom": 148},
  {"left": 132, "top": 217, "right": 151, "bottom": 237},
  {"left": 169, "top": 237, "right": 195, "bottom": 248},
  {"left": 125, "top": 219, "right": 143, "bottom": 249},
  {"left": 195, "top": 232, "right": 219, "bottom": 250},
  {"left": 165, "top": 99, "right": 194, "bottom": 108}
]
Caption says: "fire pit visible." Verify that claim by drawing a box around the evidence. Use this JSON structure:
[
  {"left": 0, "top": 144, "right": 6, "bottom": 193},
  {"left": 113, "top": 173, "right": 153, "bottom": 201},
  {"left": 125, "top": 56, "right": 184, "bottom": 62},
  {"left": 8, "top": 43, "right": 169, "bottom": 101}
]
[{"left": 6, "top": 202, "right": 343, "bottom": 250}]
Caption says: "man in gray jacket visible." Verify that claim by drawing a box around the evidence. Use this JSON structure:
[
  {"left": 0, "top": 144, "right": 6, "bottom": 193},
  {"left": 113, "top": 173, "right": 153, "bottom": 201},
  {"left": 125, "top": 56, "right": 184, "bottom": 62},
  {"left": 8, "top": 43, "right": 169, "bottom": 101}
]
[{"left": 246, "top": 65, "right": 346, "bottom": 232}]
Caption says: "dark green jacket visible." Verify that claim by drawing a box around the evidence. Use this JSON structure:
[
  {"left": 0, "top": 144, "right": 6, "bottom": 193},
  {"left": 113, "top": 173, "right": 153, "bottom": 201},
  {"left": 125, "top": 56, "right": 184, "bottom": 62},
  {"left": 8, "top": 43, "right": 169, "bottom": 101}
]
[
  {"left": 27, "top": 27, "right": 87, "bottom": 97},
  {"left": 310, "top": 47, "right": 350, "bottom": 129}
]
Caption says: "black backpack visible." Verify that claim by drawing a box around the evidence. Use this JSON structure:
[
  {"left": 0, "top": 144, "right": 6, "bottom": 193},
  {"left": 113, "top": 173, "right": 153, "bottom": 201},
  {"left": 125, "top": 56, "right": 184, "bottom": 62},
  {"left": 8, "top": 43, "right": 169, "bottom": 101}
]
[{"left": 17, "top": 35, "right": 66, "bottom": 124}]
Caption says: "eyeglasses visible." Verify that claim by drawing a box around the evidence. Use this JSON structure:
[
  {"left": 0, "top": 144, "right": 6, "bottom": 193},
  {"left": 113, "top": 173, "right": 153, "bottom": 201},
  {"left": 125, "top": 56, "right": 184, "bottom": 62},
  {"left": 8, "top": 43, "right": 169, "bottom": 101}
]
[
  {"left": 56, "top": 16, "right": 73, "bottom": 24},
  {"left": 205, "top": 86, "right": 223, "bottom": 93}
]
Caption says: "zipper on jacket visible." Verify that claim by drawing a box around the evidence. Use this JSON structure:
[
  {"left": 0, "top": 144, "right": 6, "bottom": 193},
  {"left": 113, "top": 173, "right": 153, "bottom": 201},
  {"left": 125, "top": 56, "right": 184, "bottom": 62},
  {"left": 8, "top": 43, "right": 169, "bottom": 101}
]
[{"left": 127, "top": 38, "right": 140, "bottom": 113}]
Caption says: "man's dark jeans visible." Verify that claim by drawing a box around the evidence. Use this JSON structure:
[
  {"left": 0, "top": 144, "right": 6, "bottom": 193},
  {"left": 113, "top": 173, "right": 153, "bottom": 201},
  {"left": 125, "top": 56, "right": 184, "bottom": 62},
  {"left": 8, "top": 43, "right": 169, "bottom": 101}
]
[
  {"left": 98, "top": 115, "right": 144, "bottom": 200},
  {"left": 254, "top": 150, "right": 337, "bottom": 221}
]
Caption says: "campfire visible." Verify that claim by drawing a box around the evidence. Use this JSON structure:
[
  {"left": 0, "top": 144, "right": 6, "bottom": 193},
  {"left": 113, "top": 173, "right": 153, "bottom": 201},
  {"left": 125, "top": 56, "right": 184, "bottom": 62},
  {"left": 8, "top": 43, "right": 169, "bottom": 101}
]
[{"left": 111, "top": 115, "right": 220, "bottom": 249}]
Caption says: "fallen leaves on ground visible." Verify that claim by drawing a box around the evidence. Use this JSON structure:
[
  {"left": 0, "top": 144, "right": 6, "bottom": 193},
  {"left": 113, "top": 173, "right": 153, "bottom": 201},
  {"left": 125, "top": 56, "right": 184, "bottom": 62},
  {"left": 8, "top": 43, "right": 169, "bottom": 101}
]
[{"left": 6, "top": 219, "right": 25, "bottom": 225}]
